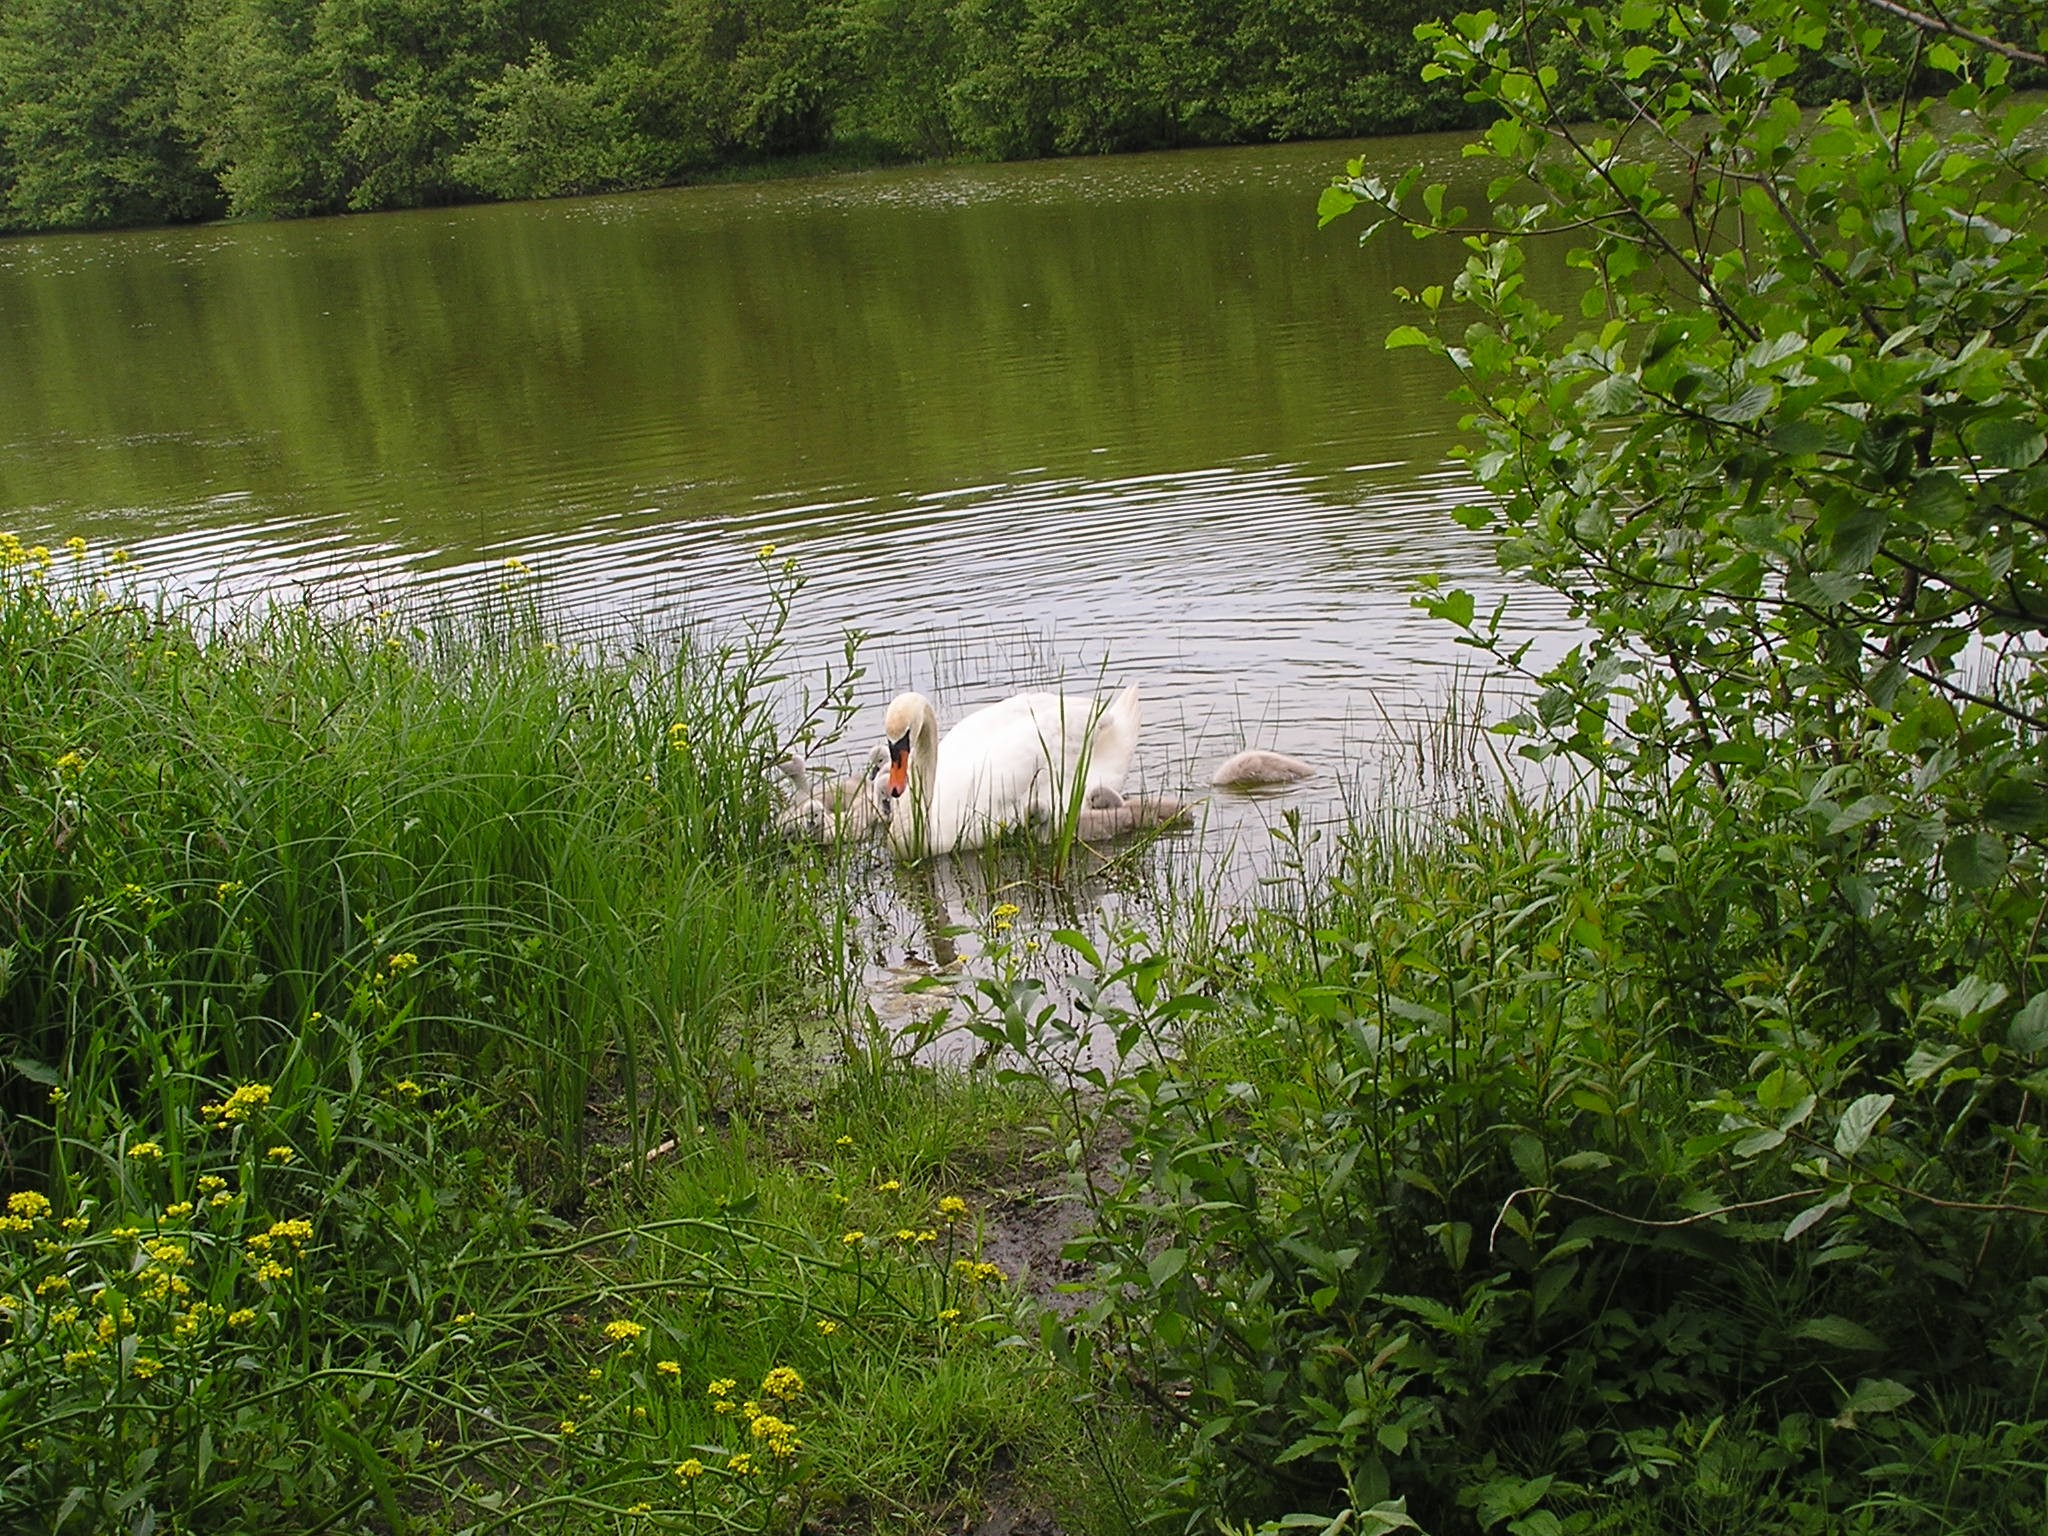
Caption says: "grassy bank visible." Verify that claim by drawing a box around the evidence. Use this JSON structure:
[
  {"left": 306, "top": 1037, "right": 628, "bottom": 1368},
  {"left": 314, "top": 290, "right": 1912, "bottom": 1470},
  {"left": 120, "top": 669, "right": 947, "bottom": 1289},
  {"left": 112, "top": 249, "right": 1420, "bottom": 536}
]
[
  {"left": 5, "top": 538, "right": 2046, "bottom": 1534},
  {"left": 0, "top": 541, "right": 1152, "bottom": 1531}
]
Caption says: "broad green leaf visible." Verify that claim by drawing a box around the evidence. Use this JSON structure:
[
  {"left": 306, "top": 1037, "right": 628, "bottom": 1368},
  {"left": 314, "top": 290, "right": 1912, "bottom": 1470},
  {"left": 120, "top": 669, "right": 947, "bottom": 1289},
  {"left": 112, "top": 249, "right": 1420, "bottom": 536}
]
[
  {"left": 1834, "top": 1092, "right": 1893, "bottom": 1157},
  {"left": 1796, "top": 1315, "right": 1885, "bottom": 1351},
  {"left": 1836, "top": 1376, "right": 1915, "bottom": 1422},
  {"left": 1970, "top": 416, "right": 2047, "bottom": 469},
  {"left": 1386, "top": 324, "right": 1432, "bottom": 349},
  {"left": 2010, "top": 993, "right": 2048, "bottom": 1055},
  {"left": 1942, "top": 830, "right": 2009, "bottom": 890}
]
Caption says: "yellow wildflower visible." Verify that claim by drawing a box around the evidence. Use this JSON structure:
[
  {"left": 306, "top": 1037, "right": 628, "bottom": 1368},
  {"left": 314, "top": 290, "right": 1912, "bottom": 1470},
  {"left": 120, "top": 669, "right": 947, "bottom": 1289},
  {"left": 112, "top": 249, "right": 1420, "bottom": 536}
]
[
  {"left": 162, "top": 1202, "right": 194, "bottom": 1220},
  {"left": 256, "top": 1260, "right": 291, "bottom": 1283},
  {"left": 876, "top": 1179, "right": 901, "bottom": 1194},
  {"left": 674, "top": 1459, "right": 704, "bottom": 1480},
  {"left": 757, "top": 543, "right": 777, "bottom": 559},
  {"left": 131, "top": 1357, "right": 163, "bottom": 1381},
  {"left": 558, "top": 1420, "right": 576, "bottom": 1437},
  {"left": 127, "top": 1142, "right": 162, "bottom": 1161},
  {"left": 393, "top": 1079, "right": 422, "bottom": 1099},
  {"left": 992, "top": 902, "right": 1021, "bottom": 920},
  {"left": 938, "top": 1307, "right": 961, "bottom": 1323},
  {"left": 54, "top": 751, "right": 85, "bottom": 773},
  {"left": 227, "top": 1308, "right": 257, "bottom": 1327},
  {"left": 760, "top": 1366, "right": 804, "bottom": 1402},
  {"left": 627, "top": 1502, "right": 651, "bottom": 1516},
  {"left": 266, "top": 1146, "right": 295, "bottom": 1164},
  {"left": 60, "top": 1216, "right": 89, "bottom": 1235},
  {"left": 938, "top": 1195, "right": 969, "bottom": 1219},
  {"left": 895, "top": 1228, "right": 916, "bottom": 1242},
  {"left": 65, "top": 536, "right": 86, "bottom": 558},
  {"left": 35, "top": 1274, "right": 70, "bottom": 1295},
  {"left": 386, "top": 952, "right": 419, "bottom": 973},
  {"left": 602, "top": 1319, "right": 646, "bottom": 1344},
  {"left": 202, "top": 1082, "right": 272, "bottom": 1122},
  {"left": 656, "top": 1359, "right": 682, "bottom": 1378},
  {"left": 110, "top": 1226, "right": 140, "bottom": 1242},
  {"left": 0, "top": 1215, "right": 30, "bottom": 1234},
  {"left": 111, "top": 549, "right": 131, "bottom": 563},
  {"left": 841, "top": 1230, "right": 865, "bottom": 1245},
  {"left": 815, "top": 1318, "right": 839, "bottom": 1336},
  {"left": 728, "top": 1453, "right": 755, "bottom": 1477},
  {"left": 197, "top": 1175, "right": 226, "bottom": 1193},
  {"left": 3, "top": 1191, "right": 48, "bottom": 1219},
  {"left": 63, "top": 1349, "right": 98, "bottom": 1368},
  {"left": 49, "top": 1305, "right": 80, "bottom": 1327},
  {"left": 834, "top": 1134, "right": 854, "bottom": 1147}
]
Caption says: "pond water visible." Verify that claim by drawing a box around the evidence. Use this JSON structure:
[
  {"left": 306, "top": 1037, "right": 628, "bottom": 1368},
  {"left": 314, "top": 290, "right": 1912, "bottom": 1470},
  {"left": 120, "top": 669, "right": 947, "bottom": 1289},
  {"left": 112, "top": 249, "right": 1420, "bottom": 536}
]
[{"left": 0, "top": 132, "right": 1583, "bottom": 1044}]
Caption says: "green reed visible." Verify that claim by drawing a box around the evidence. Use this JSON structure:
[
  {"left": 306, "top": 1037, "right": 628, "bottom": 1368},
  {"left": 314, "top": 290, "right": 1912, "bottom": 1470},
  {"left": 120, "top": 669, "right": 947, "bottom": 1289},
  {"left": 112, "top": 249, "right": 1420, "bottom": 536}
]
[{"left": 0, "top": 542, "right": 824, "bottom": 1188}]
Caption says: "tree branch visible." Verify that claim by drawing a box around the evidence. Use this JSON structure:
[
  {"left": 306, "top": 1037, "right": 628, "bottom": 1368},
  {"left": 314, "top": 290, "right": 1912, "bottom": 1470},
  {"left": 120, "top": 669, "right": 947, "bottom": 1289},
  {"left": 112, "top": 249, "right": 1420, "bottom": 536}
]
[{"left": 1861, "top": 0, "right": 2048, "bottom": 68}]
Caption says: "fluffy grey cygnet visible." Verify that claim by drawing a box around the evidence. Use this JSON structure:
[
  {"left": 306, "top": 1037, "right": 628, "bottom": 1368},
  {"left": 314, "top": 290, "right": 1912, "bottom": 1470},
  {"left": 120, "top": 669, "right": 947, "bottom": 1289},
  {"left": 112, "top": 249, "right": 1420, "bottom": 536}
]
[{"left": 1208, "top": 749, "right": 1315, "bottom": 788}]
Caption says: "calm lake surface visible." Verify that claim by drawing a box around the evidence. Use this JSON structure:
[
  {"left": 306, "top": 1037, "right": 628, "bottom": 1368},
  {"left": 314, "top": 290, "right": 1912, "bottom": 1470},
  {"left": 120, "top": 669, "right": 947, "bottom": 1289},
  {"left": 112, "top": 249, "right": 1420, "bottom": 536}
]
[{"left": 0, "top": 133, "right": 1582, "bottom": 1034}]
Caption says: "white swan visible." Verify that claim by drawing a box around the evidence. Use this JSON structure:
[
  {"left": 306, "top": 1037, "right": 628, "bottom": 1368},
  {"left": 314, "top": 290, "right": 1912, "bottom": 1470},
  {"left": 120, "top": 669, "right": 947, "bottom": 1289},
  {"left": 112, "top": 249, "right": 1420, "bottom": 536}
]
[{"left": 881, "top": 687, "right": 1141, "bottom": 857}]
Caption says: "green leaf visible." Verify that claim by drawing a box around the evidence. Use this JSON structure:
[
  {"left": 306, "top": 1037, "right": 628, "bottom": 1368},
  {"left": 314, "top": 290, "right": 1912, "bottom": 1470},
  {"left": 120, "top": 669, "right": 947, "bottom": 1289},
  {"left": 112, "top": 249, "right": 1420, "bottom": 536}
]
[
  {"left": 1970, "top": 416, "right": 2047, "bottom": 470},
  {"left": 1386, "top": 324, "right": 1433, "bottom": 349},
  {"left": 1706, "top": 382, "right": 1774, "bottom": 423},
  {"left": 1147, "top": 1248, "right": 1188, "bottom": 1288},
  {"left": 1785, "top": 1190, "right": 1850, "bottom": 1242},
  {"left": 2010, "top": 993, "right": 2048, "bottom": 1055},
  {"left": 1797, "top": 1315, "right": 1885, "bottom": 1351},
  {"left": 1835, "top": 1376, "right": 1915, "bottom": 1424},
  {"left": 1942, "top": 830, "right": 2009, "bottom": 890},
  {"left": 1317, "top": 184, "right": 1359, "bottom": 228},
  {"left": 1834, "top": 1092, "right": 1893, "bottom": 1157}
]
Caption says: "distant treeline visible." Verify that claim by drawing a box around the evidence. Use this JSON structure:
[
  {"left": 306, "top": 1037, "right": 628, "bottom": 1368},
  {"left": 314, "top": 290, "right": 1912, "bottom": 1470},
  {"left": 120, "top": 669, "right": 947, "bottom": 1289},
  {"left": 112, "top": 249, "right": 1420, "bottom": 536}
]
[{"left": 0, "top": 0, "right": 1471, "bottom": 233}]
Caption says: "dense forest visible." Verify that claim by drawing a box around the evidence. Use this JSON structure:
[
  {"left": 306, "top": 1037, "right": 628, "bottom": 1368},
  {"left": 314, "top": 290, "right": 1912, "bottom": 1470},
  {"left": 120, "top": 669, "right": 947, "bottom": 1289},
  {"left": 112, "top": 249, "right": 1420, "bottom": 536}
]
[{"left": 0, "top": 0, "right": 1466, "bottom": 232}]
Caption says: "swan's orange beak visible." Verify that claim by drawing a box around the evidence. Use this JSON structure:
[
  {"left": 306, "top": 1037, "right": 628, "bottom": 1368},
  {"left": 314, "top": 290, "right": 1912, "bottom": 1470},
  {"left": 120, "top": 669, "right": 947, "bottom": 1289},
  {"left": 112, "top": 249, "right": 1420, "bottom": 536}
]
[{"left": 886, "top": 732, "right": 911, "bottom": 799}]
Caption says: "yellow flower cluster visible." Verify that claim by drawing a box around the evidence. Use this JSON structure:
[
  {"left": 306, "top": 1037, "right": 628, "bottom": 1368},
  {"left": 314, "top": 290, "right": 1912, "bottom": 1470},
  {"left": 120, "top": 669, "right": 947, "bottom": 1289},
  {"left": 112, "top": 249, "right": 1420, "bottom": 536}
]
[
  {"left": 202, "top": 1083, "right": 273, "bottom": 1123},
  {"left": 656, "top": 1358, "right": 682, "bottom": 1378},
  {"left": 674, "top": 1458, "right": 704, "bottom": 1480},
  {"left": 0, "top": 1190, "right": 44, "bottom": 1227},
  {"left": 385, "top": 952, "right": 419, "bottom": 973},
  {"left": 952, "top": 1259, "right": 1006, "bottom": 1284},
  {"left": 246, "top": 1218, "right": 314, "bottom": 1255},
  {"left": 128, "top": 1142, "right": 163, "bottom": 1161},
  {"left": 760, "top": 1365, "right": 804, "bottom": 1402},
  {"left": 938, "top": 1195, "right": 969, "bottom": 1219},
  {"left": 602, "top": 1319, "right": 646, "bottom": 1344},
  {"left": 266, "top": 1146, "right": 295, "bottom": 1164}
]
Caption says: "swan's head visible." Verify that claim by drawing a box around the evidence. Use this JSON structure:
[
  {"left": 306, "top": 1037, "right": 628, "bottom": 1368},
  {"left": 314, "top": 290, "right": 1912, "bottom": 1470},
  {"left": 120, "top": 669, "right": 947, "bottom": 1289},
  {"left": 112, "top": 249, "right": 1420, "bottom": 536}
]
[{"left": 881, "top": 693, "right": 927, "bottom": 801}]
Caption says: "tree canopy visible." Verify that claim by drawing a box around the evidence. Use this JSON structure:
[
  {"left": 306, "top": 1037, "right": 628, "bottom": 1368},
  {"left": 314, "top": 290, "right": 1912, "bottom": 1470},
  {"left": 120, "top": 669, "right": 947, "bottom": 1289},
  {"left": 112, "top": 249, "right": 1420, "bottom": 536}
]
[{"left": 0, "top": 0, "right": 1472, "bottom": 231}]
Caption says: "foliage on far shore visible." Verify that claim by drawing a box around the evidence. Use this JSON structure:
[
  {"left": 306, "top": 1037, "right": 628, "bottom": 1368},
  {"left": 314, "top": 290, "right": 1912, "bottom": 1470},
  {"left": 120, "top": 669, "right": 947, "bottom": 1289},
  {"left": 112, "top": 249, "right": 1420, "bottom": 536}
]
[{"left": 0, "top": 0, "right": 1468, "bottom": 233}]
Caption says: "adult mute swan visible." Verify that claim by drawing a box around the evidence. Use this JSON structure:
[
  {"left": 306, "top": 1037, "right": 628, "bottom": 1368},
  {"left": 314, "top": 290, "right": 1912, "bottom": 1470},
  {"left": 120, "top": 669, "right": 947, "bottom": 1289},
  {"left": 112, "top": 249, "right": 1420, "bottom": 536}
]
[{"left": 881, "top": 687, "right": 1141, "bottom": 857}]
